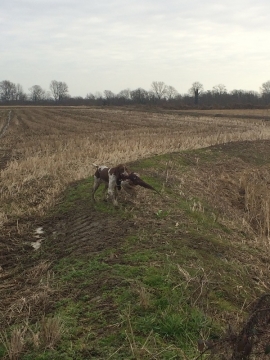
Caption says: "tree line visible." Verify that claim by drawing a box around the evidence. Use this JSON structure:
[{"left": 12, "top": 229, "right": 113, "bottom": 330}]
[
  {"left": 0, "top": 79, "right": 270, "bottom": 108},
  {"left": 0, "top": 80, "right": 69, "bottom": 102}
]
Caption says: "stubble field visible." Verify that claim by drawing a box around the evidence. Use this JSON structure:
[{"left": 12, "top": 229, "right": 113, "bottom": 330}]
[
  {"left": 1, "top": 106, "right": 270, "bottom": 224},
  {"left": 1, "top": 106, "right": 270, "bottom": 359}
]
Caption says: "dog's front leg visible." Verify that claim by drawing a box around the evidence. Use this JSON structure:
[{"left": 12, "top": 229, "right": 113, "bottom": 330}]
[
  {"left": 108, "top": 175, "right": 118, "bottom": 206},
  {"left": 102, "top": 184, "right": 108, "bottom": 201}
]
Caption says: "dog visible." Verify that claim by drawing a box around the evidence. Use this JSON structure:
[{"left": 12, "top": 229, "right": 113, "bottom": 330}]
[{"left": 92, "top": 163, "right": 129, "bottom": 206}]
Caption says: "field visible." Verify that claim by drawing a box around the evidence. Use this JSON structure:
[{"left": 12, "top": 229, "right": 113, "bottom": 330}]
[{"left": 1, "top": 106, "right": 270, "bottom": 359}]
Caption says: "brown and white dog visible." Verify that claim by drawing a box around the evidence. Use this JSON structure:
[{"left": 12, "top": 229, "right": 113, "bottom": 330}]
[{"left": 92, "top": 163, "right": 129, "bottom": 206}]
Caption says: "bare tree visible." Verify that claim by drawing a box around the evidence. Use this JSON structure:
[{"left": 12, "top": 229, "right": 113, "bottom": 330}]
[
  {"left": 166, "top": 85, "right": 178, "bottom": 100},
  {"left": 189, "top": 82, "right": 204, "bottom": 105},
  {"left": 212, "top": 84, "right": 227, "bottom": 95},
  {"left": 15, "top": 84, "right": 27, "bottom": 101},
  {"left": 29, "top": 85, "right": 46, "bottom": 101},
  {"left": 117, "top": 89, "right": 131, "bottom": 100},
  {"left": 85, "top": 93, "right": 95, "bottom": 100},
  {"left": 50, "top": 80, "right": 69, "bottom": 101},
  {"left": 49, "top": 80, "right": 58, "bottom": 101},
  {"left": 104, "top": 90, "right": 115, "bottom": 99},
  {"left": 103, "top": 90, "right": 115, "bottom": 105},
  {"left": 45, "top": 91, "right": 53, "bottom": 100},
  {"left": 151, "top": 81, "right": 168, "bottom": 100},
  {"left": 94, "top": 91, "right": 103, "bottom": 100},
  {"left": 211, "top": 84, "right": 227, "bottom": 106},
  {"left": 0, "top": 80, "right": 17, "bottom": 101},
  {"left": 130, "top": 88, "right": 149, "bottom": 104},
  {"left": 261, "top": 81, "right": 270, "bottom": 96}
]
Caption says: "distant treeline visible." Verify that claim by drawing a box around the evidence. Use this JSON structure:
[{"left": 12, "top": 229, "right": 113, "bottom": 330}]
[{"left": 0, "top": 80, "right": 270, "bottom": 109}]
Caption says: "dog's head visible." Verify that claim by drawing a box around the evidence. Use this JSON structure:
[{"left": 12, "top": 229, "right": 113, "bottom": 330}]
[{"left": 114, "top": 164, "right": 129, "bottom": 178}]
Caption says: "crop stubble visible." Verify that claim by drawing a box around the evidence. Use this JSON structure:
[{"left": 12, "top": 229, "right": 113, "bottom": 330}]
[{"left": 1, "top": 106, "right": 270, "bottom": 225}]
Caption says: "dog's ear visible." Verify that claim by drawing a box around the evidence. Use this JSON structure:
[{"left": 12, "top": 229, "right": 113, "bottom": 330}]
[{"left": 114, "top": 164, "right": 124, "bottom": 179}]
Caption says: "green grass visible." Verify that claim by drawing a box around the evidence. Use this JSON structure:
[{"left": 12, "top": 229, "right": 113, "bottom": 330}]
[
  {"left": 0, "top": 345, "right": 5, "bottom": 359},
  {"left": 58, "top": 178, "right": 92, "bottom": 210}
]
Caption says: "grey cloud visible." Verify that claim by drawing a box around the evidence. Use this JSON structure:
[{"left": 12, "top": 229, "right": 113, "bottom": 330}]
[{"left": 1, "top": 0, "right": 269, "bottom": 95}]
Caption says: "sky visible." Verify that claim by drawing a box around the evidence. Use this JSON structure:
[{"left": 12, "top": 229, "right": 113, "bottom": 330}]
[{"left": 1, "top": 0, "right": 270, "bottom": 97}]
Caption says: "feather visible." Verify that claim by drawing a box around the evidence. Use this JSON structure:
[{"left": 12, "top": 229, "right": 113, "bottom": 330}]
[{"left": 122, "top": 173, "right": 161, "bottom": 195}]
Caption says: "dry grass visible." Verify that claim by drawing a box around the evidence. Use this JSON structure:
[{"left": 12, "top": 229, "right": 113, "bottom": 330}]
[
  {"left": 186, "top": 163, "right": 270, "bottom": 237},
  {"left": 1, "top": 263, "right": 54, "bottom": 327},
  {"left": 136, "top": 285, "right": 151, "bottom": 310},
  {"left": 40, "top": 316, "right": 64, "bottom": 349},
  {"left": 240, "top": 169, "right": 270, "bottom": 237},
  {"left": 0, "top": 316, "right": 64, "bottom": 359},
  {"left": 160, "top": 147, "right": 270, "bottom": 257},
  {"left": 1, "top": 107, "right": 270, "bottom": 227},
  {"left": 0, "top": 327, "right": 26, "bottom": 360}
]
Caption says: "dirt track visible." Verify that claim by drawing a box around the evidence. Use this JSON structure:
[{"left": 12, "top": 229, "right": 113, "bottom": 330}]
[
  {"left": 0, "top": 192, "right": 135, "bottom": 329},
  {"left": 43, "top": 199, "right": 133, "bottom": 260}
]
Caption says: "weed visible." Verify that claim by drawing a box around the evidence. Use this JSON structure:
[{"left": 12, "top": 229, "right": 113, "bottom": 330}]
[
  {"left": 136, "top": 285, "right": 151, "bottom": 310},
  {"left": 40, "top": 316, "right": 64, "bottom": 349},
  {"left": 0, "top": 327, "right": 27, "bottom": 360}
]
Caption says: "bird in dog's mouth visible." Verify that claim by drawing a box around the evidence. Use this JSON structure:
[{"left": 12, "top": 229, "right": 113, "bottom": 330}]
[{"left": 120, "top": 172, "right": 161, "bottom": 195}]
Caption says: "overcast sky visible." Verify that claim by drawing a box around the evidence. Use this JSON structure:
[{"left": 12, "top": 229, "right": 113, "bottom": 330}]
[{"left": 1, "top": 0, "right": 270, "bottom": 97}]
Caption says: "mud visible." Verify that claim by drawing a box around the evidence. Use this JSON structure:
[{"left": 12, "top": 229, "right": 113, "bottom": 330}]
[{"left": 0, "top": 196, "right": 134, "bottom": 326}]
